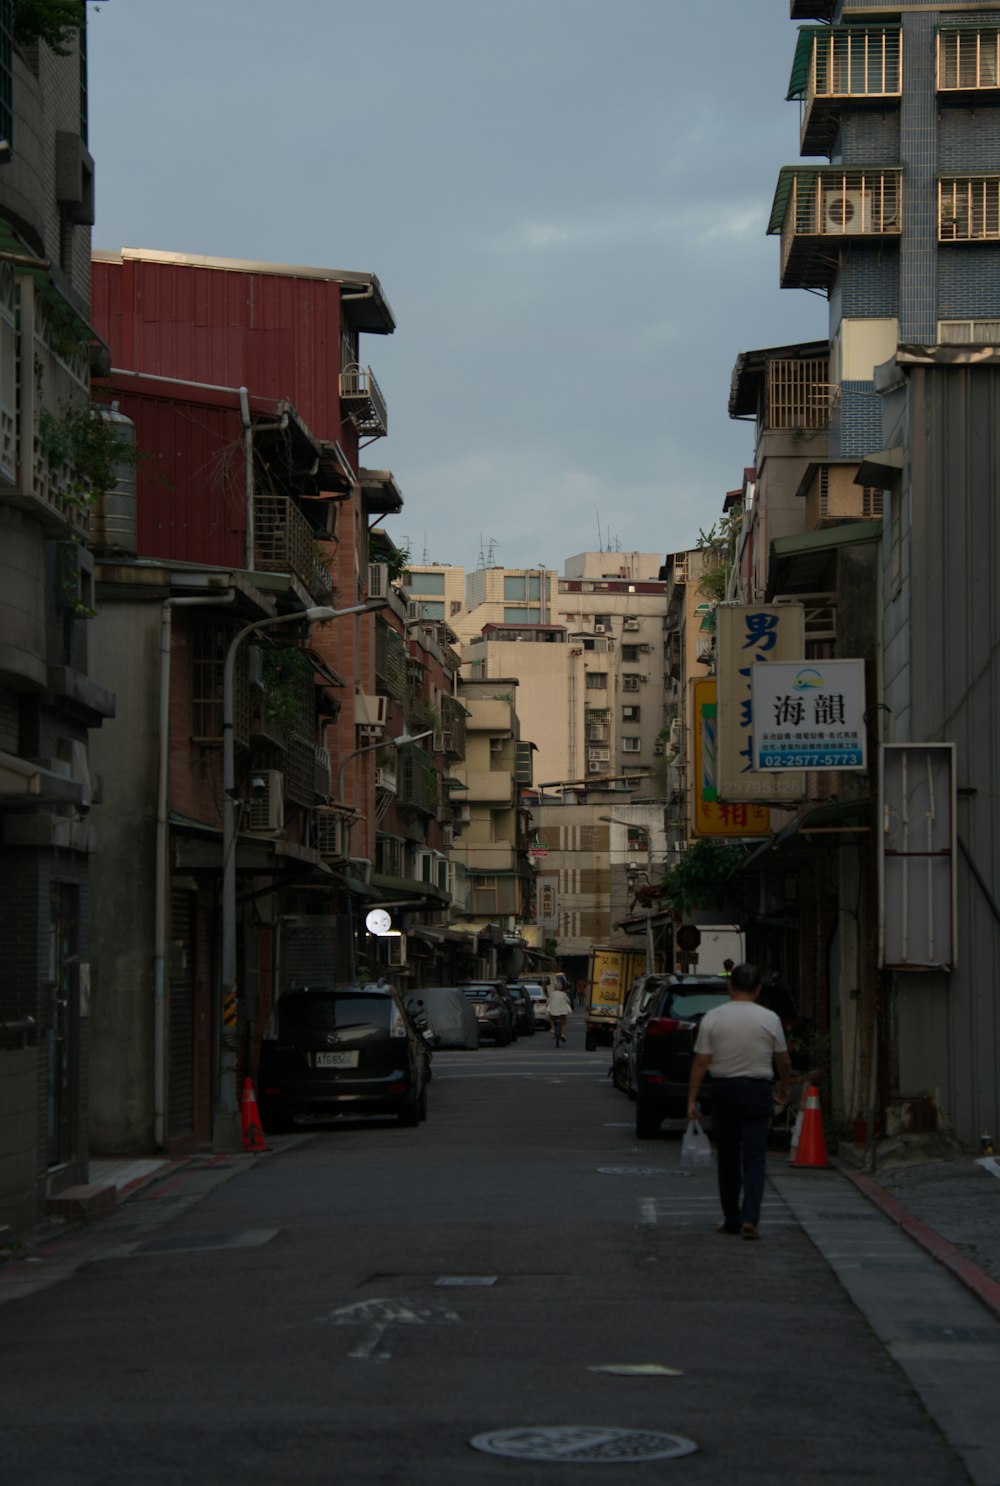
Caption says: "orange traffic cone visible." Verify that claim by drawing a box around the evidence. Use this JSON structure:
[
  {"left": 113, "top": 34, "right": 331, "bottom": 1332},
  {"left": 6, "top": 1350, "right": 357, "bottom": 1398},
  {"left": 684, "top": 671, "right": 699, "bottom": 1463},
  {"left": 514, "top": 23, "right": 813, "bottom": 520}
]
[
  {"left": 790, "top": 1084, "right": 829, "bottom": 1169},
  {"left": 240, "top": 1077, "right": 267, "bottom": 1153}
]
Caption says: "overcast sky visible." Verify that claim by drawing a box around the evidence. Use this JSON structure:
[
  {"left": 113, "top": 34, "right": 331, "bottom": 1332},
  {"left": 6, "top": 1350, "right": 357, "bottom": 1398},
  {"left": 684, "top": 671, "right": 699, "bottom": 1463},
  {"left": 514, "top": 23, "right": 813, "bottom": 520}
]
[{"left": 88, "top": 0, "right": 826, "bottom": 574}]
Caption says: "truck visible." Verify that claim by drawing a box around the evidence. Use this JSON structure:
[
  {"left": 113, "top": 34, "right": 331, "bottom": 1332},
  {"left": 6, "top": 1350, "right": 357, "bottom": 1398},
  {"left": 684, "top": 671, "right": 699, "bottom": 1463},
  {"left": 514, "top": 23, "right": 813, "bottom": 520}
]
[{"left": 584, "top": 946, "right": 645, "bottom": 1051}]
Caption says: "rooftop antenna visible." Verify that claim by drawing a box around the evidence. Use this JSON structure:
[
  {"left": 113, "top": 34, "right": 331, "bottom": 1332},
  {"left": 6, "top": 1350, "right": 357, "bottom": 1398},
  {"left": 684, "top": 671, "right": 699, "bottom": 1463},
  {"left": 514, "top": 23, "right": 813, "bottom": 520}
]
[
  {"left": 486, "top": 536, "right": 499, "bottom": 567},
  {"left": 477, "top": 533, "right": 486, "bottom": 570},
  {"left": 421, "top": 531, "right": 429, "bottom": 564},
  {"left": 596, "top": 510, "right": 603, "bottom": 551}
]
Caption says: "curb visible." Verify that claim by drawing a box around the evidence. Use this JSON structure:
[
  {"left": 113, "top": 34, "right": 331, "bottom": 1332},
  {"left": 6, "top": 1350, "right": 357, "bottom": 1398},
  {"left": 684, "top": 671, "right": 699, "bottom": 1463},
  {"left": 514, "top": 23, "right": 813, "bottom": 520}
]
[{"left": 844, "top": 1168, "right": 1000, "bottom": 1322}]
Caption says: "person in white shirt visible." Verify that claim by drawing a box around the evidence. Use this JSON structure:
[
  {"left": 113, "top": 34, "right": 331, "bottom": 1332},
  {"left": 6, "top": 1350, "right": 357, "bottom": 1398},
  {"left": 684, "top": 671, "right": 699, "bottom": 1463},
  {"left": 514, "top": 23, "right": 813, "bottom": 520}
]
[
  {"left": 687, "top": 963, "right": 791, "bottom": 1241},
  {"left": 545, "top": 985, "right": 573, "bottom": 1046}
]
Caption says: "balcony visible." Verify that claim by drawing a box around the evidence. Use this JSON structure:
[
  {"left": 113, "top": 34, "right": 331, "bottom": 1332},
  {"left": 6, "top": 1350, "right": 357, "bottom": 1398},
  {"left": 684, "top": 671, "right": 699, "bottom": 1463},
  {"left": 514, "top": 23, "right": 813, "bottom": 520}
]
[
  {"left": 397, "top": 744, "right": 438, "bottom": 816},
  {"left": 938, "top": 27, "right": 1000, "bottom": 93},
  {"left": 790, "top": 28, "right": 901, "bottom": 156},
  {"left": 339, "top": 364, "right": 388, "bottom": 441},
  {"left": 375, "top": 618, "right": 407, "bottom": 702},
  {"left": 938, "top": 178, "right": 1000, "bottom": 243},
  {"left": 440, "top": 696, "right": 467, "bottom": 759},
  {"left": 253, "top": 494, "right": 333, "bottom": 602},
  {"left": 801, "top": 462, "right": 884, "bottom": 530},
  {"left": 464, "top": 770, "right": 514, "bottom": 805},
  {"left": 769, "top": 168, "right": 902, "bottom": 290},
  {"left": 766, "top": 356, "right": 835, "bottom": 431}
]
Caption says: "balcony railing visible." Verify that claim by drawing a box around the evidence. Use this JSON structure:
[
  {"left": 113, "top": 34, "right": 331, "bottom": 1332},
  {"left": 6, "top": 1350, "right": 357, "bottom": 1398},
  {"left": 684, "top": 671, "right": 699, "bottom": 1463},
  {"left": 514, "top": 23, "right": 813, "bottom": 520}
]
[
  {"left": 766, "top": 356, "right": 834, "bottom": 431},
  {"left": 938, "top": 178, "right": 1000, "bottom": 242},
  {"left": 397, "top": 744, "right": 438, "bottom": 816},
  {"left": 375, "top": 618, "right": 407, "bottom": 702},
  {"left": 440, "top": 696, "right": 466, "bottom": 759},
  {"left": 794, "top": 28, "right": 902, "bottom": 154},
  {"left": 770, "top": 168, "right": 902, "bottom": 290},
  {"left": 339, "top": 363, "right": 388, "bottom": 440},
  {"left": 253, "top": 494, "right": 333, "bottom": 601},
  {"left": 938, "top": 28, "right": 1000, "bottom": 92},
  {"left": 23, "top": 282, "right": 92, "bottom": 536}
]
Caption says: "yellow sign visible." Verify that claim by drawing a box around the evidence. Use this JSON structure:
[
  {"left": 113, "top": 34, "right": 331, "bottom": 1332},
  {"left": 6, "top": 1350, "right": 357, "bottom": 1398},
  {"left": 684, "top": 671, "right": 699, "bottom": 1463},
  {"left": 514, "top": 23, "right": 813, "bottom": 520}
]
[{"left": 691, "top": 679, "right": 771, "bottom": 838}]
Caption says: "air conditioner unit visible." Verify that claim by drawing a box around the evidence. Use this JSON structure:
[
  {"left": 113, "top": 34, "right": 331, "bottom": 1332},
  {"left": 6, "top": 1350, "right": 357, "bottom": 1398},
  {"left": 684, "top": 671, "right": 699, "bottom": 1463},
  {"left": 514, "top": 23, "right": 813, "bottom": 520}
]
[
  {"left": 406, "top": 600, "right": 424, "bottom": 622},
  {"left": 248, "top": 770, "right": 284, "bottom": 832},
  {"left": 355, "top": 693, "right": 388, "bottom": 729},
  {"left": 315, "top": 807, "right": 349, "bottom": 859},
  {"left": 374, "top": 764, "right": 397, "bottom": 794},
  {"left": 385, "top": 933, "right": 407, "bottom": 967},
  {"left": 623, "top": 618, "right": 640, "bottom": 632},
  {"left": 824, "top": 188, "right": 872, "bottom": 234},
  {"left": 441, "top": 823, "right": 455, "bottom": 848},
  {"left": 454, "top": 803, "right": 471, "bottom": 824},
  {"left": 367, "top": 562, "right": 389, "bottom": 600},
  {"left": 669, "top": 719, "right": 681, "bottom": 750},
  {"left": 638, "top": 643, "right": 651, "bottom": 654},
  {"left": 594, "top": 624, "right": 606, "bottom": 634}
]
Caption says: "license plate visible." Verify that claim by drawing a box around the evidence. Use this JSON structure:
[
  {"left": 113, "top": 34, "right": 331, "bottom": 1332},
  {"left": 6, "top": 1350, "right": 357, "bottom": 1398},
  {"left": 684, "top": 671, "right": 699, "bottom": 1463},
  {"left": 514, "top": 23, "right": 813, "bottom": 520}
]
[{"left": 314, "top": 1051, "right": 358, "bottom": 1069}]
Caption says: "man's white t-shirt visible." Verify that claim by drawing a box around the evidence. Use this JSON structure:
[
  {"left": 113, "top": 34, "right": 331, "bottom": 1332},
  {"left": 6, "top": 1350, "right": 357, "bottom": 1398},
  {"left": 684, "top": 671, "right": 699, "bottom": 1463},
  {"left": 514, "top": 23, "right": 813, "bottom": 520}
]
[{"left": 693, "top": 1000, "right": 787, "bottom": 1080}]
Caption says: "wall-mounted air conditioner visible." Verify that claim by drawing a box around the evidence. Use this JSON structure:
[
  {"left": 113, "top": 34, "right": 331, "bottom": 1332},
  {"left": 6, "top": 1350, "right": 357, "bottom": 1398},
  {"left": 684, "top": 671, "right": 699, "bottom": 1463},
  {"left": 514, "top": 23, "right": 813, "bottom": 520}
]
[
  {"left": 454, "top": 803, "right": 471, "bottom": 824},
  {"left": 248, "top": 770, "right": 284, "bottom": 832},
  {"left": 594, "top": 624, "right": 606, "bottom": 634},
  {"left": 824, "top": 189, "right": 872, "bottom": 234},
  {"left": 315, "top": 807, "right": 349, "bottom": 859},
  {"left": 623, "top": 618, "right": 639, "bottom": 632},
  {"left": 406, "top": 600, "right": 424, "bottom": 621},
  {"left": 385, "top": 933, "right": 407, "bottom": 967},
  {"left": 355, "top": 693, "right": 388, "bottom": 729},
  {"left": 367, "top": 562, "right": 389, "bottom": 600}
]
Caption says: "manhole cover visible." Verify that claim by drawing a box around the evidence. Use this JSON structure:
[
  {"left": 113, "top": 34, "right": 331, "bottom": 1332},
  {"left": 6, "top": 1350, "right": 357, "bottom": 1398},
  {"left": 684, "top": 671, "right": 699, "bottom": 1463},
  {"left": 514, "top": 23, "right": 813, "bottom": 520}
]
[{"left": 469, "top": 1426, "right": 697, "bottom": 1462}]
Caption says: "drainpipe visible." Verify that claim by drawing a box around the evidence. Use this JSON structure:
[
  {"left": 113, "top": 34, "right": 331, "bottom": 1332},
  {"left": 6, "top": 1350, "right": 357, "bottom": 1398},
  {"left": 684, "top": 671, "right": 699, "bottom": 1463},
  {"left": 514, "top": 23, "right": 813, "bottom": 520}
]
[{"left": 154, "top": 590, "right": 236, "bottom": 1150}]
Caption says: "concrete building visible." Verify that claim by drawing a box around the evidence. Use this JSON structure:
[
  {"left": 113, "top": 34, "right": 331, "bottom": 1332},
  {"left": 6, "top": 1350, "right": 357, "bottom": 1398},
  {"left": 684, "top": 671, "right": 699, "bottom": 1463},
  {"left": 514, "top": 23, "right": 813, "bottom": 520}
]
[
  {"left": 0, "top": 6, "right": 115, "bottom": 1236},
  {"left": 719, "top": 0, "right": 1000, "bottom": 1147}
]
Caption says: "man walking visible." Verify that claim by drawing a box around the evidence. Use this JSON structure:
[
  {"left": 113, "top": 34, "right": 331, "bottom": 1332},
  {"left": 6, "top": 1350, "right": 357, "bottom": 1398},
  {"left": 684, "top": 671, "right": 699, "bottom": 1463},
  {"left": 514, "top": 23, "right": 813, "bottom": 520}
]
[{"left": 687, "top": 963, "right": 791, "bottom": 1241}]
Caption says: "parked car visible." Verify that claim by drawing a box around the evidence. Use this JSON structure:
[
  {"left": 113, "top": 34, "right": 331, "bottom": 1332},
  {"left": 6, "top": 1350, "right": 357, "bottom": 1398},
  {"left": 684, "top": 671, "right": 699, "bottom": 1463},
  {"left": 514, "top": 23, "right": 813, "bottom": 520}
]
[
  {"left": 405, "top": 987, "right": 480, "bottom": 1049},
  {"left": 258, "top": 983, "right": 430, "bottom": 1130},
  {"left": 630, "top": 975, "right": 732, "bottom": 1139},
  {"left": 504, "top": 983, "right": 537, "bottom": 1036},
  {"left": 457, "top": 982, "right": 515, "bottom": 1045},
  {"left": 611, "top": 974, "right": 662, "bottom": 1095},
  {"left": 521, "top": 981, "right": 550, "bottom": 1028}
]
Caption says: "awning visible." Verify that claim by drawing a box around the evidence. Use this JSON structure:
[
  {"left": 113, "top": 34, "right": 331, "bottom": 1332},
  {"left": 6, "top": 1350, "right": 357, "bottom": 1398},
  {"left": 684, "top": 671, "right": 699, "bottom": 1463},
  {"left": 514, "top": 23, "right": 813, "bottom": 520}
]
[
  {"left": 449, "top": 918, "right": 504, "bottom": 944},
  {"left": 739, "top": 797, "right": 872, "bottom": 872},
  {"left": 766, "top": 519, "right": 882, "bottom": 600},
  {"left": 787, "top": 27, "right": 827, "bottom": 100}
]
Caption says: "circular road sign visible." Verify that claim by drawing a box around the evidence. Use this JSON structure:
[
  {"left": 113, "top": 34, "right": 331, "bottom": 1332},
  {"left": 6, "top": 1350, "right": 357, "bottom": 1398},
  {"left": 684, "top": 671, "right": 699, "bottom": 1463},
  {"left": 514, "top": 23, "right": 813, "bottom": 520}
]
[{"left": 676, "top": 924, "right": 702, "bottom": 952}]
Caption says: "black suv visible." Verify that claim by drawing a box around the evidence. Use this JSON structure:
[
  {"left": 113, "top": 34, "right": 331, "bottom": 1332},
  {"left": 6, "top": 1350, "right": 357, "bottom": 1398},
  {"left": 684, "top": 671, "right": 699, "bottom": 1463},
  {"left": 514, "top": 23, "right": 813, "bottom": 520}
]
[
  {"left": 630, "top": 975, "right": 731, "bottom": 1139},
  {"left": 258, "top": 983, "right": 430, "bottom": 1130}
]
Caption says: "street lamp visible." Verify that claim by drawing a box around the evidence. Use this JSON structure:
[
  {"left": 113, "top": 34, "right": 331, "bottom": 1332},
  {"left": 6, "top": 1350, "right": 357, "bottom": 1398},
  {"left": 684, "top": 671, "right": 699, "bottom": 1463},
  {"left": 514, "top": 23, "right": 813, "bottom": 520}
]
[
  {"left": 337, "top": 727, "right": 433, "bottom": 980},
  {"left": 215, "top": 599, "right": 383, "bottom": 1151}
]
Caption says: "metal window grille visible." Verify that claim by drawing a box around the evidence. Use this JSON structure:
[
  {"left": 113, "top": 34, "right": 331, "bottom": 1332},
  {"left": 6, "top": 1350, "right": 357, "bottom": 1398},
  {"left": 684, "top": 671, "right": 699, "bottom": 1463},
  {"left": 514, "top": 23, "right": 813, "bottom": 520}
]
[
  {"left": 938, "top": 178, "right": 1000, "bottom": 242},
  {"left": 253, "top": 494, "right": 333, "bottom": 601},
  {"left": 191, "top": 624, "right": 249, "bottom": 744},
  {"left": 812, "top": 27, "right": 901, "bottom": 99},
  {"left": 767, "top": 357, "right": 833, "bottom": 430},
  {"left": 938, "top": 28, "right": 1000, "bottom": 91}
]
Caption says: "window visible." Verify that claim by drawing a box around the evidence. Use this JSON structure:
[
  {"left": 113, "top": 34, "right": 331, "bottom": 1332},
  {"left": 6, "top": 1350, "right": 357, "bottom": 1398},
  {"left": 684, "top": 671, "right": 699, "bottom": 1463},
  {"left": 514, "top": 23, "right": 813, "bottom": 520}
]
[
  {"left": 622, "top": 705, "right": 640, "bottom": 722},
  {"left": 407, "top": 571, "right": 446, "bottom": 596},
  {"left": 593, "top": 614, "right": 610, "bottom": 631},
  {"left": 622, "top": 674, "right": 641, "bottom": 692},
  {"left": 622, "top": 645, "right": 639, "bottom": 662},
  {"left": 504, "top": 576, "right": 526, "bottom": 600},
  {"left": 586, "top": 671, "right": 608, "bottom": 690},
  {"left": 622, "top": 736, "right": 641, "bottom": 753},
  {"left": 504, "top": 607, "right": 532, "bottom": 623}
]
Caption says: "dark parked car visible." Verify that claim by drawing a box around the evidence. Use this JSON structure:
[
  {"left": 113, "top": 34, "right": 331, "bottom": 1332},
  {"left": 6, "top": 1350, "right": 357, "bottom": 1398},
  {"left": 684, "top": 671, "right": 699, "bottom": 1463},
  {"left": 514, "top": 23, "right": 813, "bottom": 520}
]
[
  {"left": 405, "top": 987, "right": 480, "bottom": 1049},
  {"left": 258, "top": 983, "right": 430, "bottom": 1130},
  {"left": 457, "top": 982, "right": 515, "bottom": 1045},
  {"left": 630, "top": 975, "right": 731, "bottom": 1139},
  {"left": 611, "top": 974, "right": 661, "bottom": 1095},
  {"left": 504, "top": 983, "right": 537, "bottom": 1036}
]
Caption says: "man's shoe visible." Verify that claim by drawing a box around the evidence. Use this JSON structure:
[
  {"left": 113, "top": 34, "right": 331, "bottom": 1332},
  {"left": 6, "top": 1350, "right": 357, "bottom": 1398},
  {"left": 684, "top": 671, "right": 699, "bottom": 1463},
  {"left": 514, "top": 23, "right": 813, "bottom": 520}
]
[
  {"left": 717, "top": 1222, "right": 740, "bottom": 1235},
  {"left": 741, "top": 1223, "right": 761, "bottom": 1241}
]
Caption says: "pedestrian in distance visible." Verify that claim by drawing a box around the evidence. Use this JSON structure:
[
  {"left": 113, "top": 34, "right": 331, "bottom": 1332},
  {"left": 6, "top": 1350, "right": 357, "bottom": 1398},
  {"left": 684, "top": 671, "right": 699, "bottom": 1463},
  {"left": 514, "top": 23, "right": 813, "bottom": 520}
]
[
  {"left": 722, "top": 959, "right": 734, "bottom": 977},
  {"left": 686, "top": 962, "right": 791, "bottom": 1241},
  {"left": 546, "top": 982, "right": 573, "bottom": 1046}
]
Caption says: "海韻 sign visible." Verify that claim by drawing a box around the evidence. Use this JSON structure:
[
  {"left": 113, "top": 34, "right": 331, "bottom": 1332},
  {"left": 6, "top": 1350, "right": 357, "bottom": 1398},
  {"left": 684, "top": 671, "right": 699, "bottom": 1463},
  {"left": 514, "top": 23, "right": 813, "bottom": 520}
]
[{"left": 751, "top": 660, "right": 866, "bottom": 770}]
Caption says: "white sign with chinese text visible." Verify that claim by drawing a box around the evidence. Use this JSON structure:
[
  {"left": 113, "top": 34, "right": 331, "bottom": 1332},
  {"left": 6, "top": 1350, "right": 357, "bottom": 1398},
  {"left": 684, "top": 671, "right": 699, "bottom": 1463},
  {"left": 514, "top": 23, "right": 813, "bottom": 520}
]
[
  {"left": 716, "top": 604, "right": 805, "bottom": 801},
  {"left": 751, "top": 660, "right": 867, "bottom": 770}
]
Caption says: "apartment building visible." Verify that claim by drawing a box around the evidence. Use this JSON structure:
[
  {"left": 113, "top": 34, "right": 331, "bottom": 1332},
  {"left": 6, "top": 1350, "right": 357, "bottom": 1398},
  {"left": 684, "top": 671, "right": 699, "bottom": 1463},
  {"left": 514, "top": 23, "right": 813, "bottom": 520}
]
[{"left": 0, "top": 6, "right": 114, "bottom": 1235}]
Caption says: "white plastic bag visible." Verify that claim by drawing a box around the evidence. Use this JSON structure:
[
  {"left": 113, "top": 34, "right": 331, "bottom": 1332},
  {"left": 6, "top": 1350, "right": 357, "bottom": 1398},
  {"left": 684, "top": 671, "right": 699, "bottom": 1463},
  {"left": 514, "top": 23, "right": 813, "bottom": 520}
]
[{"left": 681, "top": 1118, "right": 713, "bottom": 1170}]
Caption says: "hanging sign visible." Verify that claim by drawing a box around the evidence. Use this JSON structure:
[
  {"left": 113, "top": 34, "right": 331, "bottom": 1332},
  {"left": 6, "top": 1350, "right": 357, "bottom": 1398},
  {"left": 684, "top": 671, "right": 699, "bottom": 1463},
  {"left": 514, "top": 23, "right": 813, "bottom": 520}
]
[{"left": 751, "top": 660, "right": 867, "bottom": 770}]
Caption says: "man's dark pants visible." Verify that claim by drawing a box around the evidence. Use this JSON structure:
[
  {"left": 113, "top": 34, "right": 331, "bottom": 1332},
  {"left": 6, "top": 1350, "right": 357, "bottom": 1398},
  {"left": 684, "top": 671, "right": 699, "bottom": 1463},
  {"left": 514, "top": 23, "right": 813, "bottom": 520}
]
[{"left": 710, "top": 1077, "right": 773, "bottom": 1229}]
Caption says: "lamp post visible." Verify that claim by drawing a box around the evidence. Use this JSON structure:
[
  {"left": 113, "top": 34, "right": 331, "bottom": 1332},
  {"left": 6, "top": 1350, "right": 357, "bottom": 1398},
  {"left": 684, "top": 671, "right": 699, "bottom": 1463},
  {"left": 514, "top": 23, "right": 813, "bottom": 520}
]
[
  {"left": 215, "top": 599, "right": 381, "bottom": 1151},
  {"left": 337, "top": 727, "right": 433, "bottom": 980}
]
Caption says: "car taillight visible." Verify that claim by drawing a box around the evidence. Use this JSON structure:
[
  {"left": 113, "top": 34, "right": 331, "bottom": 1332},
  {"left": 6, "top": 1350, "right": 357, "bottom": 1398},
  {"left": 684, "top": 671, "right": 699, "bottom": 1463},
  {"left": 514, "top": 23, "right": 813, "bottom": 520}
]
[{"left": 645, "top": 1017, "right": 683, "bottom": 1037}]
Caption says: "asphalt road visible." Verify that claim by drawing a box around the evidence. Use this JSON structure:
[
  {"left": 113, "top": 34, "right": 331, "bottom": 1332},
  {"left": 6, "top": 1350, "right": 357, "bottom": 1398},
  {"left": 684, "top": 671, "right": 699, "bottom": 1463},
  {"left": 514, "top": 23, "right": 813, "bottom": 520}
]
[{"left": 0, "top": 1015, "right": 978, "bottom": 1484}]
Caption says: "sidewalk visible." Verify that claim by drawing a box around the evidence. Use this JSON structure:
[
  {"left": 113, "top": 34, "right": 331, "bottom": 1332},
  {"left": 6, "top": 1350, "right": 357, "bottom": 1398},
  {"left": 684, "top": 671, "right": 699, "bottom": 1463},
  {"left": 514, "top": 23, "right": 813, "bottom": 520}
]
[{"left": 839, "top": 1145, "right": 1000, "bottom": 1316}]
